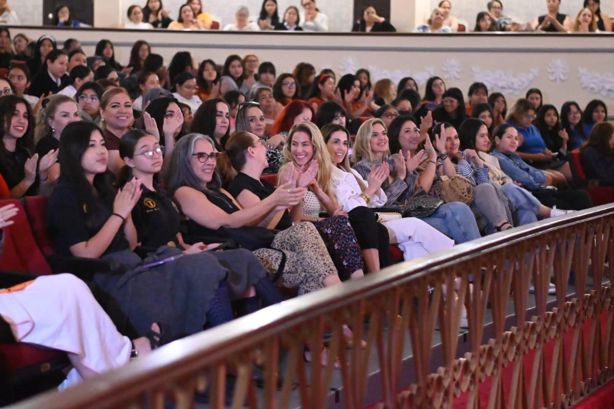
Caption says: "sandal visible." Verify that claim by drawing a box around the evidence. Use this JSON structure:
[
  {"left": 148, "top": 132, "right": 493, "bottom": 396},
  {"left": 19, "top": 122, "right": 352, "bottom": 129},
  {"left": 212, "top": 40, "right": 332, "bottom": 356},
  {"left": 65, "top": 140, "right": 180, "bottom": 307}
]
[
  {"left": 131, "top": 322, "right": 168, "bottom": 358},
  {"left": 495, "top": 221, "right": 513, "bottom": 232}
]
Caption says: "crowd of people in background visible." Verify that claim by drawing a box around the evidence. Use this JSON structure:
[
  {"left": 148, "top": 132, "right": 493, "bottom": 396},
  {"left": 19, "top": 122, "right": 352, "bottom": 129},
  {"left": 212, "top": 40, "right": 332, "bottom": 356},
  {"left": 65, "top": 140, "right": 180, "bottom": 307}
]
[
  {"left": 0, "top": 1, "right": 612, "bottom": 397},
  {"left": 0, "top": 0, "right": 612, "bottom": 32}
]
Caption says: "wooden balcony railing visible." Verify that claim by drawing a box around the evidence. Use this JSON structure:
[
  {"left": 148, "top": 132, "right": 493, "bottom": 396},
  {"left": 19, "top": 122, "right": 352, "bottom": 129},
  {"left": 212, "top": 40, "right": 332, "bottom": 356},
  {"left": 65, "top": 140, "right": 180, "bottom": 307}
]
[{"left": 10, "top": 204, "right": 614, "bottom": 409}]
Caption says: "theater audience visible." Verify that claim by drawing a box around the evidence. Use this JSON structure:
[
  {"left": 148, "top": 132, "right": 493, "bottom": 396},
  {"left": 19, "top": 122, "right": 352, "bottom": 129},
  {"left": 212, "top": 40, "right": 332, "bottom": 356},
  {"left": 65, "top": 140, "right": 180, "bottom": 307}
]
[
  {"left": 584, "top": 0, "right": 611, "bottom": 31},
  {"left": 168, "top": 4, "right": 204, "bottom": 30},
  {"left": 416, "top": 8, "right": 452, "bottom": 33},
  {"left": 532, "top": 0, "right": 573, "bottom": 32},
  {"left": 125, "top": 5, "right": 153, "bottom": 29},
  {"left": 142, "top": 0, "right": 173, "bottom": 28},
  {"left": 224, "top": 6, "right": 260, "bottom": 31},
  {"left": 275, "top": 6, "right": 302, "bottom": 31},
  {"left": 300, "top": 0, "right": 328, "bottom": 32},
  {"left": 352, "top": 5, "right": 396, "bottom": 32},
  {"left": 258, "top": 0, "right": 279, "bottom": 30}
]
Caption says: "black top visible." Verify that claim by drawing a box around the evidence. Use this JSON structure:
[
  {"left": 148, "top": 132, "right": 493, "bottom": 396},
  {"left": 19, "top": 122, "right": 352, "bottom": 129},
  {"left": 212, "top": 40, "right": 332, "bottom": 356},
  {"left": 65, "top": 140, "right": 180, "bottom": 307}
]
[
  {"left": 28, "top": 71, "right": 70, "bottom": 98},
  {"left": 432, "top": 106, "right": 467, "bottom": 131},
  {"left": 228, "top": 172, "right": 292, "bottom": 230},
  {"left": 35, "top": 134, "right": 59, "bottom": 157},
  {"left": 351, "top": 20, "right": 396, "bottom": 32},
  {"left": 131, "top": 187, "right": 181, "bottom": 249},
  {"left": 274, "top": 23, "right": 303, "bottom": 31},
  {"left": 537, "top": 13, "right": 567, "bottom": 32},
  {"left": 182, "top": 188, "right": 239, "bottom": 244},
  {"left": 0, "top": 52, "right": 12, "bottom": 69},
  {"left": 0, "top": 145, "right": 37, "bottom": 195},
  {"left": 47, "top": 181, "right": 129, "bottom": 257}
]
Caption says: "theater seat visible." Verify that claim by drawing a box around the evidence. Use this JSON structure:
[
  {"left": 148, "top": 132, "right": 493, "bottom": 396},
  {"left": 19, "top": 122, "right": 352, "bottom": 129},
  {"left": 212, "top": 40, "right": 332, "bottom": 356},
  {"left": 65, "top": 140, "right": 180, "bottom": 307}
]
[
  {"left": 0, "top": 174, "right": 10, "bottom": 200},
  {"left": 569, "top": 149, "right": 614, "bottom": 205},
  {"left": 0, "top": 199, "right": 68, "bottom": 404},
  {"left": 260, "top": 173, "right": 277, "bottom": 186}
]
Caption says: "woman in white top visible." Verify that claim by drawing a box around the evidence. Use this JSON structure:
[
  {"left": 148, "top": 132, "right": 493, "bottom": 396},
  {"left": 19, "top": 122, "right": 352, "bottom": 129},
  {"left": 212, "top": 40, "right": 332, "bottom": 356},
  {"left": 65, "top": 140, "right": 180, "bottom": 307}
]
[
  {"left": 416, "top": 8, "right": 452, "bottom": 33},
  {"left": 224, "top": 6, "right": 260, "bottom": 31},
  {"left": 300, "top": 0, "right": 328, "bottom": 31},
  {"left": 438, "top": 0, "right": 460, "bottom": 31},
  {"left": 171, "top": 72, "right": 202, "bottom": 115},
  {"left": 125, "top": 5, "right": 154, "bottom": 29}
]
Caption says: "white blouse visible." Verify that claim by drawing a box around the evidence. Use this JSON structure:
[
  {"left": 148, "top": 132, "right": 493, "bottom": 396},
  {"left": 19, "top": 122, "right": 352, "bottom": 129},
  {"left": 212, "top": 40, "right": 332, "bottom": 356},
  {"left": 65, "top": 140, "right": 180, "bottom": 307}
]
[{"left": 330, "top": 166, "right": 387, "bottom": 212}]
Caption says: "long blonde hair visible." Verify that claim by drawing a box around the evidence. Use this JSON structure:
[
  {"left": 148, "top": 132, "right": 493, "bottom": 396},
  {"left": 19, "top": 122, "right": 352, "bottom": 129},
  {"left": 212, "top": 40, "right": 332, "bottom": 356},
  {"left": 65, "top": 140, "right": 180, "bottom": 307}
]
[
  {"left": 281, "top": 121, "right": 335, "bottom": 199},
  {"left": 353, "top": 117, "right": 389, "bottom": 163}
]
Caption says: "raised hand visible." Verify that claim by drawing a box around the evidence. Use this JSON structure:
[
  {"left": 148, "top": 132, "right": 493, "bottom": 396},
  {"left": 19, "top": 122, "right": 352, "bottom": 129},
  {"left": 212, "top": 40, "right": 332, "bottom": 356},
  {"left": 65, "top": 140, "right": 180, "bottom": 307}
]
[
  {"left": 464, "top": 149, "right": 483, "bottom": 166},
  {"left": 272, "top": 183, "right": 306, "bottom": 207},
  {"left": 38, "top": 149, "right": 58, "bottom": 175},
  {"left": 420, "top": 110, "right": 433, "bottom": 133},
  {"left": 113, "top": 178, "right": 142, "bottom": 219},
  {"left": 406, "top": 149, "right": 427, "bottom": 172},
  {"left": 424, "top": 133, "right": 436, "bottom": 158},
  {"left": 162, "top": 109, "right": 184, "bottom": 139},
  {"left": 434, "top": 132, "right": 446, "bottom": 155},
  {"left": 392, "top": 150, "right": 407, "bottom": 180},
  {"left": 24, "top": 154, "right": 39, "bottom": 185},
  {"left": 296, "top": 160, "right": 319, "bottom": 188},
  {"left": 367, "top": 162, "right": 389, "bottom": 190},
  {"left": 142, "top": 111, "right": 160, "bottom": 139},
  {"left": 558, "top": 128, "right": 569, "bottom": 142}
]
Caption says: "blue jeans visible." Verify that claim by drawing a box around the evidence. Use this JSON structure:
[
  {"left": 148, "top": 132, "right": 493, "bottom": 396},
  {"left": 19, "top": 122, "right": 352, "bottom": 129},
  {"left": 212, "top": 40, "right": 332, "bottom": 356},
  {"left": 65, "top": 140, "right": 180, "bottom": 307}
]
[
  {"left": 421, "top": 202, "right": 481, "bottom": 244},
  {"left": 500, "top": 183, "right": 541, "bottom": 225}
]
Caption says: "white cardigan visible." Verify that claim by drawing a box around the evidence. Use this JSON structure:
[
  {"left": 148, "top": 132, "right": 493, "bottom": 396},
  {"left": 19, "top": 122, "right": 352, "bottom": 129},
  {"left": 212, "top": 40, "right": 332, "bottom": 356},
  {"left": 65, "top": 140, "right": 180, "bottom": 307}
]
[{"left": 330, "top": 166, "right": 387, "bottom": 212}]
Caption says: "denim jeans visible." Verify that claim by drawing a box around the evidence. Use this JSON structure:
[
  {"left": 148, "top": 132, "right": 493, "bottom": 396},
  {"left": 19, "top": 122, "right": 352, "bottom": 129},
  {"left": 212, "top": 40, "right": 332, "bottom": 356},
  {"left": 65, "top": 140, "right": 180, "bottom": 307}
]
[
  {"left": 421, "top": 202, "right": 481, "bottom": 244},
  {"left": 500, "top": 183, "right": 541, "bottom": 226}
]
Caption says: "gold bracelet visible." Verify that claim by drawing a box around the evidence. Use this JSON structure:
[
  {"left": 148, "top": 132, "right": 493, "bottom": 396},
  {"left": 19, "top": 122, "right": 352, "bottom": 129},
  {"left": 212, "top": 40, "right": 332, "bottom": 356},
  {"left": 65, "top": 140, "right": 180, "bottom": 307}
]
[{"left": 360, "top": 192, "right": 371, "bottom": 204}]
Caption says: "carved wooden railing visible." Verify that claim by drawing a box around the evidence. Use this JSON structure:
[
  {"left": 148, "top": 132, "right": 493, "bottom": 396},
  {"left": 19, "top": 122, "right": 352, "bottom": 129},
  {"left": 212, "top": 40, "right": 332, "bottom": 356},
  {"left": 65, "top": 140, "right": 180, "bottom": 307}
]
[{"left": 10, "top": 204, "right": 614, "bottom": 409}]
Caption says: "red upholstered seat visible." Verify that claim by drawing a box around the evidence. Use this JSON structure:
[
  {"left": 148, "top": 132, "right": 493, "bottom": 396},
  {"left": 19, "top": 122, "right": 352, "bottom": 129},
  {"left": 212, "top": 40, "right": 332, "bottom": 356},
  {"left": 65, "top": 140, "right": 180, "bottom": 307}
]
[{"left": 569, "top": 149, "right": 614, "bottom": 205}]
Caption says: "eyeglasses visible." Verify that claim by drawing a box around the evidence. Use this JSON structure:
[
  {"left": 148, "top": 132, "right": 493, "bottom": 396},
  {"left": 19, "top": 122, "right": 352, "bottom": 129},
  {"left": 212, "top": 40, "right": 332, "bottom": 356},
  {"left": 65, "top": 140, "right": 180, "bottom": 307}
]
[
  {"left": 78, "top": 95, "right": 99, "bottom": 103},
  {"left": 282, "top": 81, "right": 296, "bottom": 88},
  {"left": 135, "top": 146, "right": 164, "bottom": 159},
  {"left": 192, "top": 151, "right": 219, "bottom": 163},
  {"left": 382, "top": 112, "right": 399, "bottom": 119},
  {"left": 0, "top": 88, "right": 12, "bottom": 96}
]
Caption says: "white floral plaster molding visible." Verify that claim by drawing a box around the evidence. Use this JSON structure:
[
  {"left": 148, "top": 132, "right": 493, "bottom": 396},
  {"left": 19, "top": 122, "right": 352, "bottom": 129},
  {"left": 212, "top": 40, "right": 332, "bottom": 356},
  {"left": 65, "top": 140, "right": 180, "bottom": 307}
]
[
  {"left": 472, "top": 66, "right": 539, "bottom": 95},
  {"left": 442, "top": 59, "right": 462, "bottom": 81},
  {"left": 578, "top": 68, "right": 614, "bottom": 99},
  {"left": 547, "top": 59, "right": 568, "bottom": 84}
]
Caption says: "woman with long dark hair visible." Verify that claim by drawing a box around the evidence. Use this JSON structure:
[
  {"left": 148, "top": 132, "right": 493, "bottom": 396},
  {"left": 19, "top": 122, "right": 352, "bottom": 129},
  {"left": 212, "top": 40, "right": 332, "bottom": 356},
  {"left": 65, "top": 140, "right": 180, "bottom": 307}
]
[
  {"left": 560, "top": 101, "right": 585, "bottom": 150},
  {"left": 257, "top": 0, "right": 280, "bottom": 30},
  {"left": 126, "top": 40, "right": 151, "bottom": 75},
  {"left": 195, "top": 58, "right": 219, "bottom": 101},
  {"left": 220, "top": 54, "right": 249, "bottom": 95},
  {"left": 142, "top": 0, "right": 172, "bottom": 28},
  {"left": 95, "top": 40, "right": 123, "bottom": 71},
  {"left": 190, "top": 98, "right": 230, "bottom": 151},
  {"left": 581, "top": 99, "right": 607, "bottom": 136},
  {"left": 580, "top": 122, "right": 614, "bottom": 185}
]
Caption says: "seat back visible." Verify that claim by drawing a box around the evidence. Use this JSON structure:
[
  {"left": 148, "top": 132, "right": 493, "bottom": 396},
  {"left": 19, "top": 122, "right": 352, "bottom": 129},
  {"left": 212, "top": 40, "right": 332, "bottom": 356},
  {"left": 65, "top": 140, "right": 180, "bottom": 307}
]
[
  {"left": 569, "top": 149, "right": 587, "bottom": 182},
  {"left": 0, "top": 174, "right": 10, "bottom": 200},
  {"left": 23, "top": 196, "right": 55, "bottom": 259},
  {"left": 0, "top": 199, "right": 51, "bottom": 275}
]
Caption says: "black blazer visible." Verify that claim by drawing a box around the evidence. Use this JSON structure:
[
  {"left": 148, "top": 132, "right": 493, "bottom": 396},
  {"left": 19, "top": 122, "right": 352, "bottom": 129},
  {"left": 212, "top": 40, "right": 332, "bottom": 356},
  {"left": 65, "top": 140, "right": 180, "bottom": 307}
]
[
  {"left": 352, "top": 20, "right": 396, "bottom": 32},
  {"left": 28, "top": 71, "right": 69, "bottom": 97}
]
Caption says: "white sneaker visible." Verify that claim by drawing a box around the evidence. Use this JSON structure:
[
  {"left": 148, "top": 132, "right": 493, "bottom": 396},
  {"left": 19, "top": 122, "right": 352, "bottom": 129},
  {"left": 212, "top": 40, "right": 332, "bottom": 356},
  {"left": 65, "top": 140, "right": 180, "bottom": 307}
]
[{"left": 550, "top": 207, "right": 574, "bottom": 217}]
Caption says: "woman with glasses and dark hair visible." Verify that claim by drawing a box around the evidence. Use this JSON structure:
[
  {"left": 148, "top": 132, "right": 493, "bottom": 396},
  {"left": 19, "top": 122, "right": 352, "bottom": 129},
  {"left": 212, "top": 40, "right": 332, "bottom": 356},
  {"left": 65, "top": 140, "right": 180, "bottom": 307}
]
[
  {"left": 76, "top": 81, "right": 104, "bottom": 125},
  {"left": 272, "top": 73, "right": 298, "bottom": 112}
]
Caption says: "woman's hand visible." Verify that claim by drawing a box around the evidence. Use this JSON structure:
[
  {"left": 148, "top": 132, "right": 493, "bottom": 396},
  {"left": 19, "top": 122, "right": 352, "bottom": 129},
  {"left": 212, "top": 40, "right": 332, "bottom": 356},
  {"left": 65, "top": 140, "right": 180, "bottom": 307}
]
[
  {"left": 183, "top": 242, "right": 209, "bottom": 254},
  {"left": 162, "top": 110, "right": 184, "bottom": 139},
  {"left": 38, "top": 149, "right": 58, "bottom": 176},
  {"left": 464, "top": 149, "right": 484, "bottom": 167},
  {"left": 142, "top": 111, "right": 160, "bottom": 139},
  {"left": 420, "top": 110, "right": 433, "bottom": 134},
  {"left": 113, "top": 178, "right": 142, "bottom": 219},
  {"left": 0, "top": 204, "right": 19, "bottom": 229},
  {"left": 271, "top": 183, "right": 306, "bottom": 207},
  {"left": 296, "top": 160, "right": 319, "bottom": 188},
  {"left": 558, "top": 128, "right": 569, "bottom": 142},
  {"left": 367, "top": 162, "right": 389, "bottom": 190},
  {"left": 267, "top": 133, "right": 285, "bottom": 149},
  {"left": 23, "top": 154, "right": 39, "bottom": 185},
  {"left": 392, "top": 150, "right": 407, "bottom": 180},
  {"left": 424, "top": 133, "right": 436, "bottom": 159},
  {"left": 406, "top": 149, "right": 427, "bottom": 172},
  {"left": 434, "top": 132, "right": 446, "bottom": 154}
]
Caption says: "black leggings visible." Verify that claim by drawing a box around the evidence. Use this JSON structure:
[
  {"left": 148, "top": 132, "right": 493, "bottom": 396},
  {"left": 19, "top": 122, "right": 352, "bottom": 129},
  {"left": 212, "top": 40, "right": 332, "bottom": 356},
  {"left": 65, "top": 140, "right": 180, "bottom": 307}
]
[
  {"left": 347, "top": 207, "right": 392, "bottom": 269},
  {"left": 532, "top": 188, "right": 593, "bottom": 210}
]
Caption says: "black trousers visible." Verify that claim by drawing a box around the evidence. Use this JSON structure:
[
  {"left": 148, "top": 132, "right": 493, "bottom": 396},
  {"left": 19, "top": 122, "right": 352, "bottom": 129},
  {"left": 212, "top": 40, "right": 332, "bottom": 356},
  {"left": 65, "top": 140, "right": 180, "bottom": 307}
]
[
  {"left": 347, "top": 206, "right": 392, "bottom": 269},
  {"left": 532, "top": 188, "right": 593, "bottom": 210}
]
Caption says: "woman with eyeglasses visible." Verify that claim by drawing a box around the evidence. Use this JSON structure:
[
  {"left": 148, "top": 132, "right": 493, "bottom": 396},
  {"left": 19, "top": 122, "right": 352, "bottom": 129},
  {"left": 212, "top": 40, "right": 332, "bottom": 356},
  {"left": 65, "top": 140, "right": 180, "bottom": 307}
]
[
  {"left": 171, "top": 72, "right": 201, "bottom": 116},
  {"left": 374, "top": 105, "right": 399, "bottom": 129},
  {"left": 76, "top": 81, "right": 104, "bottom": 126},
  {"left": 165, "top": 132, "right": 345, "bottom": 295},
  {"left": 272, "top": 73, "right": 298, "bottom": 113},
  {"left": 0, "top": 95, "right": 58, "bottom": 198}
]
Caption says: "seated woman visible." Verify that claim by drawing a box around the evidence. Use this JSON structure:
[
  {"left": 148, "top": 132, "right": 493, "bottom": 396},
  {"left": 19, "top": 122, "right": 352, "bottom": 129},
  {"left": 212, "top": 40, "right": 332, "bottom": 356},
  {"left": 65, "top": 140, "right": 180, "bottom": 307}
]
[
  {"left": 125, "top": 5, "right": 153, "bottom": 29},
  {"left": 141, "top": 96, "right": 185, "bottom": 156},
  {"left": 488, "top": 92, "right": 507, "bottom": 128},
  {"left": 432, "top": 87, "right": 467, "bottom": 130},
  {"left": 0, "top": 95, "right": 57, "bottom": 198},
  {"left": 275, "top": 6, "right": 302, "bottom": 31},
  {"left": 191, "top": 98, "right": 230, "bottom": 151},
  {"left": 99, "top": 87, "right": 135, "bottom": 175},
  {"left": 416, "top": 8, "right": 452, "bottom": 33},
  {"left": 52, "top": 4, "right": 82, "bottom": 27},
  {"left": 168, "top": 4, "right": 204, "bottom": 30},
  {"left": 581, "top": 99, "right": 607, "bottom": 136},
  {"left": 352, "top": 5, "right": 396, "bottom": 32},
  {"left": 270, "top": 99, "right": 313, "bottom": 138},
  {"left": 373, "top": 78, "right": 397, "bottom": 108},
  {"left": 272, "top": 73, "right": 298, "bottom": 113},
  {"left": 417, "top": 76, "right": 446, "bottom": 116},
  {"left": 142, "top": 0, "right": 173, "bottom": 28},
  {"left": 572, "top": 7, "right": 597, "bottom": 32},
  {"left": 28, "top": 49, "right": 69, "bottom": 98},
  {"left": 258, "top": 0, "right": 279, "bottom": 30},
  {"left": 224, "top": 129, "right": 366, "bottom": 278},
  {"left": 561, "top": 101, "right": 586, "bottom": 150},
  {"left": 531, "top": 0, "right": 572, "bottom": 32},
  {"left": 458, "top": 118, "right": 566, "bottom": 225},
  {"left": 187, "top": 0, "right": 215, "bottom": 29},
  {"left": 355, "top": 116, "right": 481, "bottom": 244},
  {"left": 306, "top": 73, "right": 335, "bottom": 112},
  {"left": 584, "top": 0, "right": 611, "bottom": 32},
  {"left": 580, "top": 122, "right": 614, "bottom": 185},
  {"left": 235, "top": 101, "right": 283, "bottom": 173},
  {"left": 47, "top": 121, "right": 240, "bottom": 343},
  {"left": 220, "top": 54, "right": 251, "bottom": 96},
  {"left": 471, "top": 103, "right": 495, "bottom": 134},
  {"left": 292, "top": 62, "right": 315, "bottom": 101},
  {"left": 34, "top": 95, "right": 81, "bottom": 182},
  {"left": 132, "top": 71, "right": 161, "bottom": 112},
  {"left": 438, "top": 122, "right": 513, "bottom": 233},
  {"left": 474, "top": 11, "right": 495, "bottom": 31},
  {"left": 439, "top": 0, "right": 460, "bottom": 31},
  {"left": 95, "top": 39, "right": 123, "bottom": 72},
  {"left": 323, "top": 123, "right": 454, "bottom": 264},
  {"left": 506, "top": 98, "right": 571, "bottom": 186},
  {"left": 7, "top": 63, "right": 39, "bottom": 107},
  {"left": 171, "top": 72, "right": 202, "bottom": 115},
  {"left": 195, "top": 59, "right": 220, "bottom": 102},
  {"left": 374, "top": 105, "right": 399, "bottom": 129},
  {"left": 164, "top": 132, "right": 344, "bottom": 295},
  {"left": 76, "top": 81, "right": 104, "bottom": 125},
  {"left": 314, "top": 101, "right": 350, "bottom": 129},
  {"left": 119, "top": 129, "right": 283, "bottom": 312},
  {"left": 534, "top": 104, "right": 569, "bottom": 158},
  {"left": 224, "top": 6, "right": 260, "bottom": 31},
  {"left": 336, "top": 74, "right": 372, "bottom": 119},
  {"left": 253, "top": 86, "right": 277, "bottom": 134},
  {"left": 491, "top": 123, "right": 592, "bottom": 211}
]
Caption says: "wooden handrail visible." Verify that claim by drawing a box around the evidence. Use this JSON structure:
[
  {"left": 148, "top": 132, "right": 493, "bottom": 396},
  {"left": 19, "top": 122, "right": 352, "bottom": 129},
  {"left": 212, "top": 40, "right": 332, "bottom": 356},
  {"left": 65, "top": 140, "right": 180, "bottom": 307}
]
[{"left": 9, "top": 204, "right": 614, "bottom": 409}]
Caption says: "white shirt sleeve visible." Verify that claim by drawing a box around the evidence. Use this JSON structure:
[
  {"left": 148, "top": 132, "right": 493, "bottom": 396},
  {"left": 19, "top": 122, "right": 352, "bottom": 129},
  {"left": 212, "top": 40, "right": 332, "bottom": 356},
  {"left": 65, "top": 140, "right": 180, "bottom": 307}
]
[
  {"left": 301, "top": 12, "right": 329, "bottom": 31},
  {"left": 331, "top": 167, "right": 387, "bottom": 212}
]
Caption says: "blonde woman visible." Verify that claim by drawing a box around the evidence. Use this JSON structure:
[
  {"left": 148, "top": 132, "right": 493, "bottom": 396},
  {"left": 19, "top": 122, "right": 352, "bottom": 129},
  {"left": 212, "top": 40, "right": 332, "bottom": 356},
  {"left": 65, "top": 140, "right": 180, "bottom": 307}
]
[{"left": 573, "top": 7, "right": 597, "bottom": 32}]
